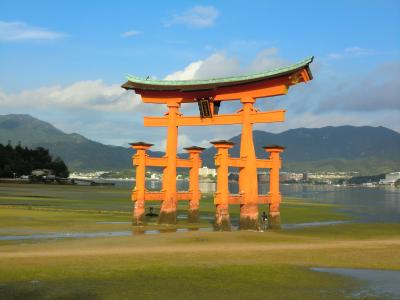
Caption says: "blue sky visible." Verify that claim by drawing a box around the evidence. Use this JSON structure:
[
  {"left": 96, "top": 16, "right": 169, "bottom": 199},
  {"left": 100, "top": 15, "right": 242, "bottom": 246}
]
[{"left": 0, "top": 0, "right": 399, "bottom": 148}]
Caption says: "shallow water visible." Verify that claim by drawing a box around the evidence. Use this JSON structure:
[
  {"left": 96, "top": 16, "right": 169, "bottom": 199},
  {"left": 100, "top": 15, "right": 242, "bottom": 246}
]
[
  {"left": 112, "top": 180, "right": 400, "bottom": 223},
  {"left": 96, "top": 221, "right": 130, "bottom": 224},
  {"left": 0, "top": 227, "right": 214, "bottom": 241},
  {"left": 281, "top": 185, "right": 400, "bottom": 223},
  {"left": 311, "top": 267, "right": 400, "bottom": 299},
  {"left": 282, "top": 220, "right": 350, "bottom": 229},
  {"left": 0, "top": 220, "right": 350, "bottom": 241}
]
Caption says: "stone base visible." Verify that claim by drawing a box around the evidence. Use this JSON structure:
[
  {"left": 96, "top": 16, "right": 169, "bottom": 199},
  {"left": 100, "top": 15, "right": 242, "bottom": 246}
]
[
  {"left": 239, "top": 216, "right": 260, "bottom": 231},
  {"left": 188, "top": 209, "right": 199, "bottom": 223},
  {"left": 132, "top": 215, "right": 145, "bottom": 225},
  {"left": 132, "top": 206, "right": 145, "bottom": 225},
  {"left": 214, "top": 205, "right": 231, "bottom": 231},
  {"left": 158, "top": 210, "right": 177, "bottom": 224},
  {"left": 239, "top": 203, "right": 259, "bottom": 230},
  {"left": 214, "top": 218, "right": 231, "bottom": 231},
  {"left": 268, "top": 212, "right": 281, "bottom": 230}
]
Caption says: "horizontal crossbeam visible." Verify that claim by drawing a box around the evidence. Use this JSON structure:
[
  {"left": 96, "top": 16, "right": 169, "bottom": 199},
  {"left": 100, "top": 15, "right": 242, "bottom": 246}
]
[
  {"left": 144, "top": 110, "right": 285, "bottom": 127},
  {"left": 256, "top": 159, "right": 273, "bottom": 169},
  {"left": 131, "top": 191, "right": 193, "bottom": 201}
]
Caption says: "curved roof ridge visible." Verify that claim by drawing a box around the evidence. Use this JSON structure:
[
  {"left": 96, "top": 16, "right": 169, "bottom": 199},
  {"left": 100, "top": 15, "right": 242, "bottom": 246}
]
[{"left": 126, "top": 56, "right": 313, "bottom": 86}]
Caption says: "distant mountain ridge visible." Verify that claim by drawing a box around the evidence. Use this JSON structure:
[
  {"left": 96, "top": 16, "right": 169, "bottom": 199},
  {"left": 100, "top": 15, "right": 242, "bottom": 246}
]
[
  {"left": 0, "top": 114, "right": 163, "bottom": 171},
  {"left": 1, "top": 114, "right": 399, "bottom": 173}
]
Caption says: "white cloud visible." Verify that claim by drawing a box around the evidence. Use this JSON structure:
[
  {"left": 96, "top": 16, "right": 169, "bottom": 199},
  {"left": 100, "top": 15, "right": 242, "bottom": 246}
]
[
  {"left": 0, "top": 21, "right": 65, "bottom": 41},
  {"left": 164, "top": 61, "right": 203, "bottom": 80},
  {"left": 317, "top": 61, "right": 400, "bottom": 112},
  {"left": 164, "top": 48, "right": 287, "bottom": 80},
  {"left": 120, "top": 30, "right": 141, "bottom": 38},
  {"left": 0, "top": 80, "right": 144, "bottom": 112},
  {"left": 247, "top": 48, "right": 288, "bottom": 72},
  {"left": 327, "top": 46, "right": 376, "bottom": 59},
  {"left": 166, "top": 6, "right": 218, "bottom": 28}
]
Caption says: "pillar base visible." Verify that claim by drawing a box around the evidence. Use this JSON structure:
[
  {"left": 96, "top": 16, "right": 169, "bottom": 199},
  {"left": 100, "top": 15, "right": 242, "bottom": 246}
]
[
  {"left": 158, "top": 210, "right": 177, "bottom": 224},
  {"left": 214, "top": 218, "right": 231, "bottom": 231},
  {"left": 239, "top": 203, "right": 259, "bottom": 230},
  {"left": 214, "top": 206, "right": 231, "bottom": 231},
  {"left": 188, "top": 209, "right": 199, "bottom": 223},
  {"left": 239, "top": 216, "right": 260, "bottom": 231},
  {"left": 268, "top": 212, "right": 281, "bottom": 230},
  {"left": 132, "top": 202, "right": 145, "bottom": 225}
]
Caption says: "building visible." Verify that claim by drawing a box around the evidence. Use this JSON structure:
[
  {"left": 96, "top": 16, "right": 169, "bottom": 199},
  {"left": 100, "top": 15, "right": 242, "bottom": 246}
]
[
  {"left": 302, "top": 172, "right": 309, "bottom": 181},
  {"left": 198, "top": 166, "right": 216, "bottom": 177},
  {"left": 379, "top": 172, "right": 400, "bottom": 185}
]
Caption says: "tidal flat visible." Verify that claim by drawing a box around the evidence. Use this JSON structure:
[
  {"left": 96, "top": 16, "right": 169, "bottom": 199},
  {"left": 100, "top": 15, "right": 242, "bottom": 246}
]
[{"left": 0, "top": 183, "right": 399, "bottom": 299}]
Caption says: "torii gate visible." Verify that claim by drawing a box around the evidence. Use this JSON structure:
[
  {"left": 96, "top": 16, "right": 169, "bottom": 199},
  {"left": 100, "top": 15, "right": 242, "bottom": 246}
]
[{"left": 122, "top": 56, "right": 313, "bottom": 230}]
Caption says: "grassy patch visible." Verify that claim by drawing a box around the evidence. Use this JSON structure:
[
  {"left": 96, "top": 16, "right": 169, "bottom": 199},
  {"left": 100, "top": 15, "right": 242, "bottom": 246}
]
[{"left": 0, "top": 183, "right": 398, "bottom": 299}]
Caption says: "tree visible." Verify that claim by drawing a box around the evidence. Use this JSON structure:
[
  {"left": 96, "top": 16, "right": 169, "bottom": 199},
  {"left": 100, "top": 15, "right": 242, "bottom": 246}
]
[{"left": 0, "top": 144, "right": 69, "bottom": 178}]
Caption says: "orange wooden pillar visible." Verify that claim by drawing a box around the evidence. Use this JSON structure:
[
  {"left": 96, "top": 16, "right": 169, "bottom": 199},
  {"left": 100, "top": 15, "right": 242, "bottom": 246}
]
[
  {"left": 159, "top": 102, "right": 180, "bottom": 224},
  {"left": 185, "top": 146, "right": 205, "bottom": 223},
  {"left": 212, "top": 140, "right": 233, "bottom": 231},
  {"left": 130, "top": 142, "right": 153, "bottom": 225},
  {"left": 239, "top": 96, "right": 259, "bottom": 230},
  {"left": 264, "top": 145, "right": 285, "bottom": 229}
]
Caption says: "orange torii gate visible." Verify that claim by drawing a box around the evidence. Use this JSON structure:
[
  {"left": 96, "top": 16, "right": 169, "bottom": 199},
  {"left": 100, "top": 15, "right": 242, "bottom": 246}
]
[
  {"left": 122, "top": 56, "right": 313, "bottom": 230},
  {"left": 211, "top": 140, "right": 285, "bottom": 230},
  {"left": 130, "top": 142, "right": 204, "bottom": 224}
]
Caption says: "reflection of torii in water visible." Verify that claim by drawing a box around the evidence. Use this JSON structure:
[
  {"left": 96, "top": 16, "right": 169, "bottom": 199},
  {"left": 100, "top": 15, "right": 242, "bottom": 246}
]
[{"left": 122, "top": 56, "right": 314, "bottom": 231}]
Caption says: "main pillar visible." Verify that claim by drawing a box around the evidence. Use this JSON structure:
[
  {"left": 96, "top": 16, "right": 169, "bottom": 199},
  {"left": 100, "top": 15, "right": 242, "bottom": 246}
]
[
  {"left": 158, "top": 102, "right": 180, "bottom": 224},
  {"left": 264, "top": 145, "right": 285, "bottom": 229},
  {"left": 212, "top": 140, "right": 233, "bottom": 231},
  {"left": 185, "top": 146, "right": 205, "bottom": 223},
  {"left": 239, "top": 96, "right": 259, "bottom": 230},
  {"left": 130, "top": 142, "right": 153, "bottom": 225}
]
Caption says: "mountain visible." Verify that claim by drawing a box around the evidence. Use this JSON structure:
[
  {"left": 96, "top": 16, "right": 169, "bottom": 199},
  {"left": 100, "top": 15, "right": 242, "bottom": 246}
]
[
  {"left": 0, "top": 114, "right": 163, "bottom": 171},
  {"left": 1, "top": 114, "right": 399, "bottom": 173},
  {"left": 201, "top": 127, "right": 400, "bottom": 173}
]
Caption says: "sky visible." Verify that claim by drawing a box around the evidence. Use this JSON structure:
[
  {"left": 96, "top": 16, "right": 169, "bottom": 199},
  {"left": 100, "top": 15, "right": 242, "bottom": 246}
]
[{"left": 0, "top": 0, "right": 399, "bottom": 150}]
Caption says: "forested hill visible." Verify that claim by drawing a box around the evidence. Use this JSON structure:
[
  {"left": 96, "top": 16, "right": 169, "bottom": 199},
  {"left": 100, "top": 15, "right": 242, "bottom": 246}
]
[
  {"left": 1, "top": 114, "right": 399, "bottom": 174},
  {"left": 0, "top": 114, "right": 164, "bottom": 171},
  {"left": 200, "top": 126, "right": 400, "bottom": 173}
]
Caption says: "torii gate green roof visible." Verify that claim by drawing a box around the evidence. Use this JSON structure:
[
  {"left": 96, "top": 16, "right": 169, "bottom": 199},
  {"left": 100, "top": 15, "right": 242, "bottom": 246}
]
[{"left": 122, "top": 56, "right": 313, "bottom": 92}]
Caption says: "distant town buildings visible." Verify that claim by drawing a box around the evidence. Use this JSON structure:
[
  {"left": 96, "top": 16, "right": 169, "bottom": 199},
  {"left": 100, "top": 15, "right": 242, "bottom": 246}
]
[
  {"left": 379, "top": 172, "right": 400, "bottom": 186},
  {"left": 68, "top": 169, "right": 400, "bottom": 187},
  {"left": 198, "top": 166, "right": 216, "bottom": 177}
]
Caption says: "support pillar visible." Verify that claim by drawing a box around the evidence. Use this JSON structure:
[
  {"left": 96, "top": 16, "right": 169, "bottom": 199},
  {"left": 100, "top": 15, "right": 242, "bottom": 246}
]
[
  {"left": 239, "top": 97, "right": 259, "bottom": 230},
  {"left": 159, "top": 102, "right": 180, "bottom": 224},
  {"left": 185, "top": 146, "right": 205, "bottom": 223},
  {"left": 212, "top": 140, "right": 233, "bottom": 231},
  {"left": 130, "top": 142, "right": 153, "bottom": 225},
  {"left": 264, "top": 145, "right": 285, "bottom": 229}
]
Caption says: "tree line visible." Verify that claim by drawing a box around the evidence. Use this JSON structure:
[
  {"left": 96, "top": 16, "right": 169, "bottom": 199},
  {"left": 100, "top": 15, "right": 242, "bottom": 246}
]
[{"left": 0, "top": 143, "right": 69, "bottom": 178}]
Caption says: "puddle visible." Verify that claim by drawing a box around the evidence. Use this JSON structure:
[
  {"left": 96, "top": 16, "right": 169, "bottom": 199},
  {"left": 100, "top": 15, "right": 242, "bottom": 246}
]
[
  {"left": 0, "top": 220, "right": 351, "bottom": 241},
  {"left": 311, "top": 267, "right": 400, "bottom": 299},
  {"left": 177, "top": 215, "right": 215, "bottom": 221},
  {"left": 282, "top": 220, "right": 350, "bottom": 229},
  {"left": 96, "top": 221, "right": 130, "bottom": 224},
  {"left": 0, "top": 231, "right": 132, "bottom": 241},
  {"left": 0, "top": 228, "right": 35, "bottom": 233},
  {"left": 0, "top": 227, "right": 214, "bottom": 241}
]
